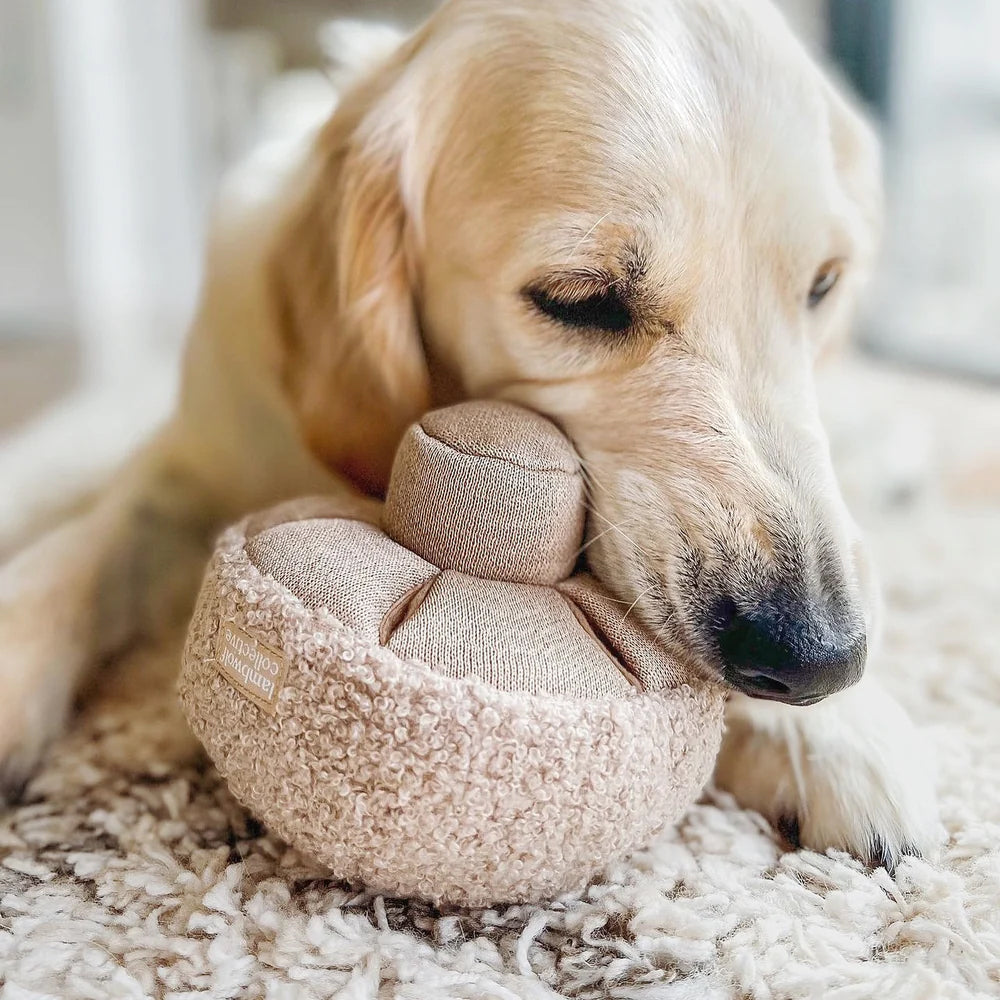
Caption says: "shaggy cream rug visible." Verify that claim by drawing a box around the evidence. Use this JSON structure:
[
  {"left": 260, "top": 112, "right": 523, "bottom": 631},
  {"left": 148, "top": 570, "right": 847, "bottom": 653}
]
[{"left": 1, "top": 359, "right": 998, "bottom": 999}]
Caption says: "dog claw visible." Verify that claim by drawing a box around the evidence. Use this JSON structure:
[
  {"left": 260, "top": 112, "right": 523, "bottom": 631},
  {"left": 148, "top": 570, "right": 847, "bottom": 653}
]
[
  {"left": 777, "top": 814, "right": 802, "bottom": 848},
  {"left": 0, "top": 760, "right": 32, "bottom": 809},
  {"left": 867, "top": 836, "right": 922, "bottom": 876}
]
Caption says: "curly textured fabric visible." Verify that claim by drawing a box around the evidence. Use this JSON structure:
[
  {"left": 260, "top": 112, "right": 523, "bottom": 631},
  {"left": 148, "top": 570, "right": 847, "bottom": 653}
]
[{"left": 179, "top": 519, "right": 724, "bottom": 906}]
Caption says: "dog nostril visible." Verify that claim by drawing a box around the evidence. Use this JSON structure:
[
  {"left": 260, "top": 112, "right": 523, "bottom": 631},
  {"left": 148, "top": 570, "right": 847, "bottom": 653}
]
[{"left": 732, "top": 671, "right": 791, "bottom": 696}]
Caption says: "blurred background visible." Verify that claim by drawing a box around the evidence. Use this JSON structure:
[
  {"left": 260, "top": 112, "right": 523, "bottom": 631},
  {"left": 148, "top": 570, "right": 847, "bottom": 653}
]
[{"left": 0, "top": 0, "right": 997, "bottom": 437}]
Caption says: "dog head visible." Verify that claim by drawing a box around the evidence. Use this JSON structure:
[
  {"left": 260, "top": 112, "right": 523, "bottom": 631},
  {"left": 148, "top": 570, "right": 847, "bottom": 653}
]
[{"left": 276, "top": 0, "right": 883, "bottom": 704}]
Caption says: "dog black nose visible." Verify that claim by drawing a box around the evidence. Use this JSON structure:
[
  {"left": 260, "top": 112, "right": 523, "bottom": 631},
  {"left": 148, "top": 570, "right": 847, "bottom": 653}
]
[{"left": 710, "top": 596, "right": 866, "bottom": 705}]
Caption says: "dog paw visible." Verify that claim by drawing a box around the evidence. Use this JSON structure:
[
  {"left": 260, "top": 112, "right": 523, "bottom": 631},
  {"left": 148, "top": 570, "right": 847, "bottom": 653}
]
[
  {"left": 0, "top": 727, "right": 52, "bottom": 805},
  {"left": 714, "top": 677, "right": 942, "bottom": 872},
  {"left": 0, "top": 644, "right": 74, "bottom": 806},
  {"left": 0, "top": 703, "right": 68, "bottom": 808},
  {"left": 0, "top": 570, "right": 80, "bottom": 805}
]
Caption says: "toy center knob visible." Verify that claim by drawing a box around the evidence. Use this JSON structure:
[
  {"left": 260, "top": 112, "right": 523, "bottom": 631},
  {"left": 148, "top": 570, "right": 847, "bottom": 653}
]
[{"left": 383, "top": 401, "right": 585, "bottom": 585}]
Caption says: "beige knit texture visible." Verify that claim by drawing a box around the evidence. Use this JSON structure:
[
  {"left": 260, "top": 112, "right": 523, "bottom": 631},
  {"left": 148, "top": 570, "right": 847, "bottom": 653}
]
[{"left": 383, "top": 402, "right": 585, "bottom": 585}]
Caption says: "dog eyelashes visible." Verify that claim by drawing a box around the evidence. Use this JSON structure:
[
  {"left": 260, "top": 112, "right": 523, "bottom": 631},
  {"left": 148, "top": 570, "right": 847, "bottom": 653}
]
[{"left": 527, "top": 284, "right": 632, "bottom": 334}]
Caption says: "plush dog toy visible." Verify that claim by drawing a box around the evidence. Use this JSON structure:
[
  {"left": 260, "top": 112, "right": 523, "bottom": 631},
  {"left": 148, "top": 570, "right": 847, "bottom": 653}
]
[{"left": 179, "top": 401, "right": 724, "bottom": 907}]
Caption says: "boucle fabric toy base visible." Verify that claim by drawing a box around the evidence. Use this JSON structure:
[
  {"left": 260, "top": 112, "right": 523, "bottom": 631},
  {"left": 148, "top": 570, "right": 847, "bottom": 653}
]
[
  {"left": 178, "top": 401, "right": 724, "bottom": 907},
  {"left": 179, "top": 522, "right": 720, "bottom": 907}
]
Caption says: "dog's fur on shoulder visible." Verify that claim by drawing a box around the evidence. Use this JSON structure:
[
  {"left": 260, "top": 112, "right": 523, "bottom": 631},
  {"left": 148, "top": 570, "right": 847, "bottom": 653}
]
[{"left": 0, "top": 0, "right": 938, "bottom": 866}]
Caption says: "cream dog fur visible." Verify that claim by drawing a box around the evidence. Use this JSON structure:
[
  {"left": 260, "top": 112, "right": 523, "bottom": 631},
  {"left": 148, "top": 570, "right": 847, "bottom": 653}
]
[{"left": 0, "top": 0, "right": 938, "bottom": 868}]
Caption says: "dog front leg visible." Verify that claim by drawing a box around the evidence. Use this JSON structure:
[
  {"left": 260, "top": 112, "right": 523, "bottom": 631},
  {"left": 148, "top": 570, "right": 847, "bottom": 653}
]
[
  {"left": 0, "top": 428, "right": 219, "bottom": 801},
  {"left": 713, "top": 671, "right": 942, "bottom": 870}
]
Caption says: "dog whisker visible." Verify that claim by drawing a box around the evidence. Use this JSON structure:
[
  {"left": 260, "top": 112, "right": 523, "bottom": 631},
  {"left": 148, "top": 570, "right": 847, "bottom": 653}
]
[
  {"left": 567, "top": 210, "right": 612, "bottom": 257},
  {"left": 585, "top": 505, "right": 649, "bottom": 560},
  {"left": 575, "top": 516, "right": 637, "bottom": 558},
  {"left": 620, "top": 582, "right": 658, "bottom": 624}
]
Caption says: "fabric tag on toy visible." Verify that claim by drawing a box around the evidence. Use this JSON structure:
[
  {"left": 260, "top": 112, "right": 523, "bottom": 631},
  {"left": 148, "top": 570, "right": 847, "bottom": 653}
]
[{"left": 214, "top": 621, "right": 289, "bottom": 714}]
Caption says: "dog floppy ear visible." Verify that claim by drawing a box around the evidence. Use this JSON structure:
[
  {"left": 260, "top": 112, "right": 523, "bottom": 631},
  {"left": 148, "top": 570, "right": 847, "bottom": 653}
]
[
  {"left": 818, "top": 85, "right": 884, "bottom": 359},
  {"left": 830, "top": 92, "right": 883, "bottom": 260},
  {"left": 272, "top": 54, "right": 431, "bottom": 495}
]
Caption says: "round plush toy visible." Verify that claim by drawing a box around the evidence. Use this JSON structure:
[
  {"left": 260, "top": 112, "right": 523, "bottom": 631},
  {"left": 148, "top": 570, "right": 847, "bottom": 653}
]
[{"left": 179, "top": 401, "right": 724, "bottom": 907}]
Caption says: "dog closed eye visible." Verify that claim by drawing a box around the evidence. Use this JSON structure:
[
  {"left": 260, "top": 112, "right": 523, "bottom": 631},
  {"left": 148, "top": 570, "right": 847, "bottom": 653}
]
[{"left": 526, "top": 280, "right": 632, "bottom": 334}]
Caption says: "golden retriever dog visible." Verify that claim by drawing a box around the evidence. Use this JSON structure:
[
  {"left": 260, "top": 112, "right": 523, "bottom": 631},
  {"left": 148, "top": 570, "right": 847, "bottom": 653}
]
[{"left": 0, "top": 0, "right": 939, "bottom": 869}]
